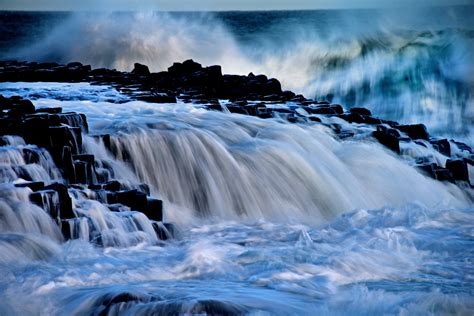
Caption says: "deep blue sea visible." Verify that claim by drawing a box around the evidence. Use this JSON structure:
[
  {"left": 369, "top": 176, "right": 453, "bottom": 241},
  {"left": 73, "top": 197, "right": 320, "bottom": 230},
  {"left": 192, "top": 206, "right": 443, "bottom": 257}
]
[{"left": 0, "top": 7, "right": 473, "bottom": 315}]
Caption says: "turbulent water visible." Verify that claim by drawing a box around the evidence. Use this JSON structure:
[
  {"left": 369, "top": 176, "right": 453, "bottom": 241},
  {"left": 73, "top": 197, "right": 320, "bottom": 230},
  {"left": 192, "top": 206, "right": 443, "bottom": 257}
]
[
  {"left": 1, "top": 8, "right": 474, "bottom": 140},
  {"left": 0, "top": 82, "right": 473, "bottom": 314},
  {"left": 0, "top": 7, "right": 474, "bottom": 315}
]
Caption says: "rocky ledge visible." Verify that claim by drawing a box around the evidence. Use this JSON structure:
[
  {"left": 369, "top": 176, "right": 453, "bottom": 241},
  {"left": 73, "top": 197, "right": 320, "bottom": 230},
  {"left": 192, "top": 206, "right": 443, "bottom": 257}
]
[
  {"left": 0, "top": 60, "right": 472, "bottom": 235},
  {"left": 0, "top": 94, "right": 173, "bottom": 244}
]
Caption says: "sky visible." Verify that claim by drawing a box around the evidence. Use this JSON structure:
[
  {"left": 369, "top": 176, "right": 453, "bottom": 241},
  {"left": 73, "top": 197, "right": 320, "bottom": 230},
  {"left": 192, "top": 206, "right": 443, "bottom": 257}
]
[{"left": 0, "top": 0, "right": 472, "bottom": 11}]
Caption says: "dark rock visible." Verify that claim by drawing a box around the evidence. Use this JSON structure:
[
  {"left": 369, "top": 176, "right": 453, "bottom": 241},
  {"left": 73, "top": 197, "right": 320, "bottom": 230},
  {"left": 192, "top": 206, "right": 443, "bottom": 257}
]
[
  {"left": 62, "top": 146, "right": 76, "bottom": 183},
  {"left": 35, "top": 107, "right": 62, "bottom": 114},
  {"left": 143, "top": 198, "right": 163, "bottom": 221},
  {"left": 282, "top": 90, "right": 296, "bottom": 100},
  {"left": 207, "top": 65, "right": 222, "bottom": 81},
  {"left": 446, "top": 159, "right": 469, "bottom": 182},
  {"left": 103, "top": 180, "right": 121, "bottom": 191},
  {"left": 330, "top": 104, "right": 344, "bottom": 114},
  {"left": 0, "top": 95, "right": 35, "bottom": 116},
  {"left": 430, "top": 139, "right": 451, "bottom": 156},
  {"left": 227, "top": 105, "right": 248, "bottom": 115},
  {"left": 207, "top": 103, "right": 223, "bottom": 111},
  {"left": 73, "top": 154, "right": 95, "bottom": 164},
  {"left": 66, "top": 62, "right": 83, "bottom": 68},
  {"left": 434, "top": 168, "right": 455, "bottom": 182},
  {"left": 56, "top": 112, "right": 89, "bottom": 133},
  {"left": 137, "top": 94, "right": 177, "bottom": 103},
  {"left": 417, "top": 163, "right": 436, "bottom": 179},
  {"left": 131, "top": 63, "right": 150, "bottom": 76},
  {"left": 262, "top": 94, "right": 281, "bottom": 101},
  {"left": 168, "top": 60, "right": 202, "bottom": 75},
  {"left": 107, "top": 190, "right": 148, "bottom": 212},
  {"left": 291, "top": 95, "right": 306, "bottom": 102},
  {"left": 243, "top": 104, "right": 258, "bottom": 116},
  {"left": 22, "top": 148, "right": 41, "bottom": 164},
  {"left": 339, "top": 113, "right": 382, "bottom": 125},
  {"left": 14, "top": 181, "right": 44, "bottom": 191},
  {"left": 309, "top": 116, "right": 322, "bottom": 123},
  {"left": 265, "top": 78, "right": 282, "bottom": 95},
  {"left": 88, "top": 184, "right": 102, "bottom": 190},
  {"left": 350, "top": 107, "right": 372, "bottom": 116},
  {"left": 257, "top": 112, "right": 273, "bottom": 119},
  {"left": 44, "top": 183, "right": 75, "bottom": 219},
  {"left": 74, "top": 160, "right": 95, "bottom": 185},
  {"left": 152, "top": 222, "right": 175, "bottom": 240},
  {"left": 395, "top": 124, "right": 429, "bottom": 140},
  {"left": 373, "top": 129, "right": 400, "bottom": 154},
  {"left": 308, "top": 107, "right": 336, "bottom": 115},
  {"left": 271, "top": 108, "right": 294, "bottom": 114},
  {"left": 61, "top": 219, "right": 73, "bottom": 240},
  {"left": 29, "top": 189, "right": 60, "bottom": 218},
  {"left": 138, "top": 183, "right": 151, "bottom": 195},
  {"left": 48, "top": 126, "right": 82, "bottom": 156},
  {"left": 182, "top": 59, "right": 202, "bottom": 73}
]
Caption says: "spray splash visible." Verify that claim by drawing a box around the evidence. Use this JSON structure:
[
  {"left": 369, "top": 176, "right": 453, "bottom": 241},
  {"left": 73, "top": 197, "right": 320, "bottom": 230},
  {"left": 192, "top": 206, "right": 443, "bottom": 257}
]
[{"left": 7, "top": 10, "right": 474, "bottom": 140}]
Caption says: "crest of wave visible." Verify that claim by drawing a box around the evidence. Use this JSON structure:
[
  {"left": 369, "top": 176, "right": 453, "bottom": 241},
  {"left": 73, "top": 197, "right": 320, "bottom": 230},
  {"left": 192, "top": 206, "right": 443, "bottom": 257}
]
[{"left": 15, "top": 12, "right": 255, "bottom": 74}]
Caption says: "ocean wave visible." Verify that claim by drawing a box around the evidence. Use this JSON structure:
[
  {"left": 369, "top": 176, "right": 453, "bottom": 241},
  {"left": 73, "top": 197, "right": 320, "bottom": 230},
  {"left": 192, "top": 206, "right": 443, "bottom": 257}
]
[{"left": 5, "top": 10, "right": 474, "bottom": 139}]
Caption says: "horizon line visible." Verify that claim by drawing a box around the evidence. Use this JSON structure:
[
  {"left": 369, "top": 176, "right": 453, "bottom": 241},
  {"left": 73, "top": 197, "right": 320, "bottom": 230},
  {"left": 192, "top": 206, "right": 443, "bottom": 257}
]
[{"left": 0, "top": 3, "right": 472, "bottom": 12}]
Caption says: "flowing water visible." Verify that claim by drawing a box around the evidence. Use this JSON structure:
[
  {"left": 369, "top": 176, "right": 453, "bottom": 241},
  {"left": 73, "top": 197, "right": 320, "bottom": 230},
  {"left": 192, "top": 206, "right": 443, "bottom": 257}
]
[{"left": 0, "top": 7, "right": 473, "bottom": 315}]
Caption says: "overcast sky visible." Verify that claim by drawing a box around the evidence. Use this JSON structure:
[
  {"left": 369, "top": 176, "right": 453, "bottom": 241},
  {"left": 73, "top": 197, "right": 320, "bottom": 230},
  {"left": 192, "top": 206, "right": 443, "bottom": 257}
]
[{"left": 0, "top": 0, "right": 472, "bottom": 11}]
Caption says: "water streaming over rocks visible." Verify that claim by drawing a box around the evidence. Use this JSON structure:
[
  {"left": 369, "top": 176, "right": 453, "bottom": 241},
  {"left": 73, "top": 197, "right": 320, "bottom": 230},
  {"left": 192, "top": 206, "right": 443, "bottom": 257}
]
[
  {"left": 0, "top": 80, "right": 472, "bottom": 314},
  {"left": 0, "top": 7, "right": 473, "bottom": 314}
]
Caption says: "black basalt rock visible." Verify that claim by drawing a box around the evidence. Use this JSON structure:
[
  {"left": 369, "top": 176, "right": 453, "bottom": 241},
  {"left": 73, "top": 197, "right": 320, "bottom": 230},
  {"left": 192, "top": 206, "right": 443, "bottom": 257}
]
[
  {"left": 434, "top": 167, "right": 455, "bottom": 183},
  {"left": 430, "top": 139, "right": 451, "bottom": 156},
  {"left": 107, "top": 189, "right": 148, "bottom": 212},
  {"left": 395, "top": 124, "right": 429, "bottom": 140},
  {"left": 417, "top": 163, "right": 436, "bottom": 179},
  {"left": 144, "top": 198, "right": 163, "bottom": 222},
  {"left": 44, "top": 183, "right": 75, "bottom": 219},
  {"left": 350, "top": 107, "right": 372, "bottom": 116},
  {"left": 131, "top": 63, "right": 150, "bottom": 76},
  {"left": 446, "top": 159, "right": 470, "bottom": 183},
  {"left": 373, "top": 127, "right": 400, "bottom": 154},
  {"left": 15, "top": 181, "right": 45, "bottom": 192}
]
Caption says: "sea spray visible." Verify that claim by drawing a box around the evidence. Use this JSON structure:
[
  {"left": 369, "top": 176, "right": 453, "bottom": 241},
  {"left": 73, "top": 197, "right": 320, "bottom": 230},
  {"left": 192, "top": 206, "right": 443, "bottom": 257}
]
[
  {"left": 6, "top": 10, "right": 473, "bottom": 140},
  {"left": 0, "top": 81, "right": 472, "bottom": 314}
]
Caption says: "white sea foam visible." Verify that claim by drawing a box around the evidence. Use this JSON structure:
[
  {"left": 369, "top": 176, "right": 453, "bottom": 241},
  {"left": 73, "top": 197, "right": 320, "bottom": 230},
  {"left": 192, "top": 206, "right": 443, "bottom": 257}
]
[
  {"left": 8, "top": 11, "right": 474, "bottom": 139},
  {"left": 0, "top": 71, "right": 472, "bottom": 314}
]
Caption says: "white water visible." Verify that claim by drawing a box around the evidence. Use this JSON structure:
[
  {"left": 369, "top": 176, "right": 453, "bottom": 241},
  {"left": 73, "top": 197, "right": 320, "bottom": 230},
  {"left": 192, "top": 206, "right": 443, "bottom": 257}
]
[
  {"left": 8, "top": 10, "right": 474, "bottom": 140},
  {"left": 0, "top": 82, "right": 472, "bottom": 314}
]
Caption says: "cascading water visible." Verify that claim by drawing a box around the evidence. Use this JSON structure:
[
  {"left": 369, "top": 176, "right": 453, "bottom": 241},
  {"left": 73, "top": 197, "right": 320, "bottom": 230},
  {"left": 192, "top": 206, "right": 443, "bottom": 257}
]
[
  {"left": 0, "top": 110, "right": 167, "bottom": 250},
  {"left": 0, "top": 6, "right": 473, "bottom": 314},
  {"left": 98, "top": 112, "right": 469, "bottom": 224},
  {"left": 0, "top": 81, "right": 472, "bottom": 314}
]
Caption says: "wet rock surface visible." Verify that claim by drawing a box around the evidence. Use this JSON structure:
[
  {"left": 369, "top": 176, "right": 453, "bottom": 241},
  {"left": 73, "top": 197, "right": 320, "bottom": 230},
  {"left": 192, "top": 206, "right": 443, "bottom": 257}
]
[
  {"left": 0, "top": 60, "right": 472, "bottom": 235},
  {"left": 0, "top": 93, "right": 173, "bottom": 244}
]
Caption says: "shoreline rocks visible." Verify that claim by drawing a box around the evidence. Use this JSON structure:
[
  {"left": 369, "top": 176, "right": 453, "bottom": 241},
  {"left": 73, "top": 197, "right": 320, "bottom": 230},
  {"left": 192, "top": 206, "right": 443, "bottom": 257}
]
[
  {"left": 0, "top": 94, "right": 173, "bottom": 244},
  {"left": 0, "top": 60, "right": 472, "bottom": 227}
]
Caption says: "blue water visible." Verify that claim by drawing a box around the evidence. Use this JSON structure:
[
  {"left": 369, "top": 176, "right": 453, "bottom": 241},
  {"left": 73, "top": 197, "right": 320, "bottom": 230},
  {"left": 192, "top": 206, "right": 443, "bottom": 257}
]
[
  {"left": 1, "top": 8, "right": 473, "bottom": 140},
  {"left": 0, "top": 7, "right": 473, "bottom": 315}
]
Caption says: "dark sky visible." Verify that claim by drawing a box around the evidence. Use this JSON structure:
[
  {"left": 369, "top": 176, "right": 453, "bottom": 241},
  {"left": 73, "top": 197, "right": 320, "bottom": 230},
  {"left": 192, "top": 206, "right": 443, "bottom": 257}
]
[{"left": 0, "top": 0, "right": 471, "bottom": 11}]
